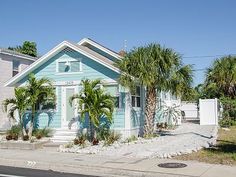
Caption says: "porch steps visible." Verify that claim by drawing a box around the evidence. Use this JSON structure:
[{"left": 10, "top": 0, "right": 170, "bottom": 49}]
[{"left": 51, "top": 129, "right": 78, "bottom": 143}]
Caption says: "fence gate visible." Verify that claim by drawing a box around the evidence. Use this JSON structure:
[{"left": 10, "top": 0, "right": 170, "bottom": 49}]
[{"left": 199, "top": 98, "right": 219, "bottom": 125}]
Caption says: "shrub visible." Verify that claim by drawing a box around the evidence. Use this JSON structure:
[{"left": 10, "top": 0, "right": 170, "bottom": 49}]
[
  {"left": 124, "top": 135, "right": 138, "bottom": 143},
  {"left": 6, "top": 125, "right": 22, "bottom": 140},
  {"left": 23, "top": 135, "right": 29, "bottom": 141},
  {"left": 143, "top": 133, "right": 158, "bottom": 139},
  {"left": 220, "top": 97, "right": 236, "bottom": 128},
  {"left": 219, "top": 118, "right": 236, "bottom": 128},
  {"left": 7, "top": 125, "right": 22, "bottom": 136},
  {"left": 12, "top": 134, "right": 18, "bottom": 141},
  {"left": 32, "top": 128, "right": 53, "bottom": 139},
  {"left": 74, "top": 133, "right": 87, "bottom": 147},
  {"left": 6, "top": 135, "right": 12, "bottom": 141},
  {"left": 92, "top": 138, "right": 99, "bottom": 145},
  {"left": 104, "top": 131, "right": 121, "bottom": 146},
  {"left": 96, "top": 121, "right": 112, "bottom": 141}
]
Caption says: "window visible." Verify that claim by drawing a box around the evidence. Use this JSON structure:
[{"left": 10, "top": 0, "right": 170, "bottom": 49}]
[
  {"left": 131, "top": 86, "right": 141, "bottom": 107},
  {"left": 58, "top": 60, "right": 81, "bottom": 73},
  {"left": 12, "top": 60, "right": 20, "bottom": 76},
  {"left": 103, "top": 85, "right": 120, "bottom": 108},
  {"left": 37, "top": 88, "right": 57, "bottom": 111},
  {"left": 114, "top": 96, "right": 120, "bottom": 108}
]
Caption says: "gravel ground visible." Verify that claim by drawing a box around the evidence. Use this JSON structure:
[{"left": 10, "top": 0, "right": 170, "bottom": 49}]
[{"left": 59, "top": 123, "right": 218, "bottom": 159}]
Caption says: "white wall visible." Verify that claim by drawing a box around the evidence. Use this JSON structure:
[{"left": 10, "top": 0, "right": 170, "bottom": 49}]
[{"left": 0, "top": 53, "right": 34, "bottom": 130}]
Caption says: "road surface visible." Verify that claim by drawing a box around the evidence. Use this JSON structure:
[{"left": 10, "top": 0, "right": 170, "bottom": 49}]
[{"left": 0, "top": 165, "right": 97, "bottom": 177}]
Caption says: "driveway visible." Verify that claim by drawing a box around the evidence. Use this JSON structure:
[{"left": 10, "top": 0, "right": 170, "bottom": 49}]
[{"left": 98, "top": 123, "right": 217, "bottom": 158}]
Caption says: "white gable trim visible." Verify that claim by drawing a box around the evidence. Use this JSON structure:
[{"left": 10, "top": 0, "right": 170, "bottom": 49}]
[
  {"left": 78, "top": 38, "right": 121, "bottom": 60},
  {"left": 5, "top": 41, "right": 120, "bottom": 87},
  {"left": 0, "top": 51, "right": 36, "bottom": 61}
]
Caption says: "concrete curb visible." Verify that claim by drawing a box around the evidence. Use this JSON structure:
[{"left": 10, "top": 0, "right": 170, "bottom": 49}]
[{"left": 0, "top": 157, "right": 194, "bottom": 177}]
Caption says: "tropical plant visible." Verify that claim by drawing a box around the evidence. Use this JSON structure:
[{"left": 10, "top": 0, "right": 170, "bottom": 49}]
[
  {"left": 33, "top": 127, "right": 53, "bottom": 139},
  {"left": 2, "top": 87, "right": 29, "bottom": 136},
  {"left": 25, "top": 74, "right": 55, "bottom": 137},
  {"left": 70, "top": 79, "right": 115, "bottom": 141},
  {"left": 115, "top": 44, "right": 193, "bottom": 136},
  {"left": 162, "top": 103, "right": 181, "bottom": 127},
  {"left": 104, "top": 131, "right": 121, "bottom": 146},
  {"left": 8, "top": 41, "right": 37, "bottom": 57},
  {"left": 204, "top": 55, "right": 236, "bottom": 99}
]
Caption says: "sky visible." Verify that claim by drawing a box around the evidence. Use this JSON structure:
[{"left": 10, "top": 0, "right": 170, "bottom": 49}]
[{"left": 0, "top": 0, "right": 236, "bottom": 85}]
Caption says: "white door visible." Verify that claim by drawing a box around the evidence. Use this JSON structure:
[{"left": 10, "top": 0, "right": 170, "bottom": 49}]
[{"left": 61, "top": 86, "right": 78, "bottom": 128}]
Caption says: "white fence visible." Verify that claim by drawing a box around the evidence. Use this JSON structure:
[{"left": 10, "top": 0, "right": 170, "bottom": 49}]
[
  {"left": 180, "top": 99, "right": 220, "bottom": 125},
  {"left": 199, "top": 99, "right": 219, "bottom": 125},
  {"left": 180, "top": 101, "right": 198, "bottom": 119}
]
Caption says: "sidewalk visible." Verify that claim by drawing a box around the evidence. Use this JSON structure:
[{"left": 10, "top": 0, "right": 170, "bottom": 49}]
[{"left": 0, "top": 147, "right": 235, "bottom": 177}]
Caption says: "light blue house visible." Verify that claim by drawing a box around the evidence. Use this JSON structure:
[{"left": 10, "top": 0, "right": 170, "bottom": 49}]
[{"left": 5, "top": 38, "right": 146, "bottom": 141}]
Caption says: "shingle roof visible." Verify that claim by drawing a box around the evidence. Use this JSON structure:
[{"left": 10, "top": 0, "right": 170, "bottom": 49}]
[
  {"left": 69, "top": 42, "right": 118, "bottom": 71},
  {"left": 0, "top": 48, "right": 37, "bottom": 61}
]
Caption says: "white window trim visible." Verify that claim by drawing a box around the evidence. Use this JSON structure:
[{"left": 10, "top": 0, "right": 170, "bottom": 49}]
[
  {"left": 131, "top": 86, "right": 141, "bottom": 108},
  {"left": 56, "top": 58, "right": 82, "bottom": 74}
]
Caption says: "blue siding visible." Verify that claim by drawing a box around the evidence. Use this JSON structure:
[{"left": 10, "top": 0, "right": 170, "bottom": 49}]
[{"left": 18, "top": 49, "right": 125, "bottom": 129}]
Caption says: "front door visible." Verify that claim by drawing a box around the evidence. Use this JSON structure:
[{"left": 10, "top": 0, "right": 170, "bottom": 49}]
[{"left": 61, "top": 86, "right": 78, "bottom": 128}]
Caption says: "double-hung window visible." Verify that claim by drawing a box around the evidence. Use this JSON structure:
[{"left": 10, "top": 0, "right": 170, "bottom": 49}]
[
  {"left": 131, "top": 86, "right": 141, "bottom": 108},
  {"left": 58, "top": 59, "right": 81, "bottom": 73},
  {"left": 103, "top": 85, "right": 120, "bottom": 108},
  {"left": 12, "top": 60, "right": 20, "bottom": 76}
]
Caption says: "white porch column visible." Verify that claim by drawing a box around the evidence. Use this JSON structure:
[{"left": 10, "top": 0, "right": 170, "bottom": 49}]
[{"left": 124, "top": 92, "right": 131, "bottom": 138}]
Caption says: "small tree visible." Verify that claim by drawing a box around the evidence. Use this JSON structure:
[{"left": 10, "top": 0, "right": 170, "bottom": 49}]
[
  {"left": 116, "top": 44, "right": 193, "bottom": 136},
  {"left": 70, "top": 79, "right": 115, "bottom": 141},
  {"left": 8, "top": 41, "right": 37, "bottom": 57},
  {"left": 2, "top": 87, "right": 29, "bottom": 137},
  {"left": 25, "top": 74, "right": 55, "bottom": 137}
]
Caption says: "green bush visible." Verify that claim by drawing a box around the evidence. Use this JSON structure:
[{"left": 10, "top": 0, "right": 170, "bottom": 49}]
[
  {"left": 74, "top": 133, "right": 87, "bottom": 148},
  {"left": 104, "top": 131, "right": 121, "bottom": 146},
  {"left": 32, "top": 128, "right": 53, "bottom": 139},
  {"left": 97, "top": 127, "right": 110, "bottom": 141},
  {"left": 219, "top": 118, "right": 236, "bottom": 128},
  {"left": 6, "top": 125, "right": 22, "bottom": 140},
  {"left": 124, "top": 135, "right": 138, "bottom": 143},
  {"left": 218, "top": 97, "right": 236, "bottom": 128},
  {"left": 23, "top": 135, "right": 29, "bottom": 141}
]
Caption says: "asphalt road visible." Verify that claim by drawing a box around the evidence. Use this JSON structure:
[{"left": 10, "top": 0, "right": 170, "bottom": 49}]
[{"left": 0, "top": 165, "right": 97, "bottom": 177}]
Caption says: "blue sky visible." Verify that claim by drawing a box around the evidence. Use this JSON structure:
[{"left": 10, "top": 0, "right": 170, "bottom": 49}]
[{"left": 0, "top": 0, "right": 236, "bottom": 85}]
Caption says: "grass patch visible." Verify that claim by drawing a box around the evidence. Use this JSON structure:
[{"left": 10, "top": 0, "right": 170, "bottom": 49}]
[{"left": 175, "top": 126, "right": 236, "bottom": 165}]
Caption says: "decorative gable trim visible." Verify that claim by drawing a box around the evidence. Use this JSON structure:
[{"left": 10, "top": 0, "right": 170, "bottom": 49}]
[{"left": 5, "top": 41, "right": 120, "bottom": 87}]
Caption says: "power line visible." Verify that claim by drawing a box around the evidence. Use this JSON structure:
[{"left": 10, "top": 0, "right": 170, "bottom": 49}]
[{"left": 182, "top": 54, "right": 236, "bottom": 59}]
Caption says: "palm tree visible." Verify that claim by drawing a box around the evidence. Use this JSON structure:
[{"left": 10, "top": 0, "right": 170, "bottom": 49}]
[
  {"left": 70, "top": 79, "right": 115, "bottom": 141},
  {"left": 116, "top": 44, "right": 193, "bottom": 136},
  {"left": 204, "top": 55, "right": 236, "bottom": 99},
  {"left": 2, "top": 87, "right": 29, "bottom": 136},
  {"left": 25, "top": 74, "right": 55, "bottom": 137}
]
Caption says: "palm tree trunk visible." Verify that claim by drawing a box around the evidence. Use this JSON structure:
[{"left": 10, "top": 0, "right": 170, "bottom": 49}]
[
  {"left": 19, "top": 113, "right": 26, "bottom": 138},
  {"left": 89, "top": 120, "right": 94, "bottom": 141},
  {"left": 28, "top": 104, "right": 35, "bottom": 137},
  {"left": 143, "top": 86, "right": 157, "bottom": 136}
]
